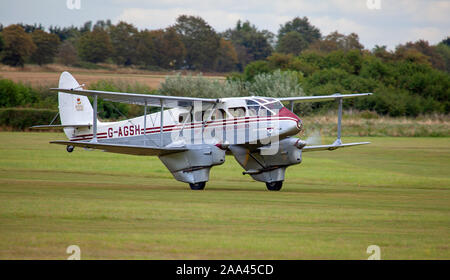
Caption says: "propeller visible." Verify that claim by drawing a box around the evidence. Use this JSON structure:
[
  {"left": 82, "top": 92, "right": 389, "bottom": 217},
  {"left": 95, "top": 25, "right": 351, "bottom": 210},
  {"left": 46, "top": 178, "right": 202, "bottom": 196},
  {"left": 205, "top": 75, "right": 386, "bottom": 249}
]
[{"left": 305, "top": 129, "right": 322, "bottom": 146}]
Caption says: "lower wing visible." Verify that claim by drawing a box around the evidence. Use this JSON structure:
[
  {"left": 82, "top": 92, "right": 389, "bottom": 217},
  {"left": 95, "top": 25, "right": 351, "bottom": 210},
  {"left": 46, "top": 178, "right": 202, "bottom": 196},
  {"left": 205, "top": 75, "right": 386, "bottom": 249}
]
[
  {"left": 302, "top": 142, "right": 371, "bottom": 152},
  {"left": 50, "top": 140, "right": 186, "bottom": 156}
]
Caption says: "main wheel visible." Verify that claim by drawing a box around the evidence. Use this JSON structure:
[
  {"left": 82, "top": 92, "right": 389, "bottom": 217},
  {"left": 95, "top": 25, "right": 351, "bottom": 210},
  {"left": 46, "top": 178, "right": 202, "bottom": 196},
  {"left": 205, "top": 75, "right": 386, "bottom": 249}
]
[
  {"left": 266, "top": 181, "right": 283, "bottom": 191},
  {"left": 66, "top": 145, "right": 74, "bottom": 153},
  {"left": 189, "top": 182, "right": 206, "bottom": 190}
]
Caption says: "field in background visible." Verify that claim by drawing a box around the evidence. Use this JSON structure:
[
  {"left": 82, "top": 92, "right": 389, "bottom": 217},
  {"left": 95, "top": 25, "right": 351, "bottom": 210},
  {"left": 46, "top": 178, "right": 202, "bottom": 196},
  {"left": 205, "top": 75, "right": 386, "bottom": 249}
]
[
  {"left": 0, "top": 64, "right": 225, "bottom": 89},
  {"left": 0, "top": 132, "right": 448, "bottom": 259}
]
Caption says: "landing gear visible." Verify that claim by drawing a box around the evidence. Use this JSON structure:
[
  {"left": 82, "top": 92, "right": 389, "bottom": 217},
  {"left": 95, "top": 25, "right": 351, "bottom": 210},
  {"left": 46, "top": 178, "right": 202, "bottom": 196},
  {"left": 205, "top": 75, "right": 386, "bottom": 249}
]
[
  {"left": 266, "top": 181, "right": 283, "bottom": 191},
  {"left": 189, "top": 182, "right": 206, "bottom": 190},
  {"left": 66, "top": 145, "right": 74, "bottom": 153}
]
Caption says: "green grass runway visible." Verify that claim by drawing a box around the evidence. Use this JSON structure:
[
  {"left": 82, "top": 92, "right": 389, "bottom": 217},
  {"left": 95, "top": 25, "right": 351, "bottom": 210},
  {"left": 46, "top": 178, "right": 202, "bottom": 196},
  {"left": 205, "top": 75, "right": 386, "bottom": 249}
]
[{"left": 0, "top": 132, "right": 448, "bottom": 259}]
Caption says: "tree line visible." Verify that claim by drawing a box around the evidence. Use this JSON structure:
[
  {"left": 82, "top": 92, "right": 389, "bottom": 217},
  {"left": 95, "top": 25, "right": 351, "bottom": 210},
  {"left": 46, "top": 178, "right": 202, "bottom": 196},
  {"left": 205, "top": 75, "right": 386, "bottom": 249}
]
[
  {"left": 1, "top": 16, "right": 448, "bottom": 73},
  {"left": 0, "top": 16, "right": 448, "bottom": 118}
]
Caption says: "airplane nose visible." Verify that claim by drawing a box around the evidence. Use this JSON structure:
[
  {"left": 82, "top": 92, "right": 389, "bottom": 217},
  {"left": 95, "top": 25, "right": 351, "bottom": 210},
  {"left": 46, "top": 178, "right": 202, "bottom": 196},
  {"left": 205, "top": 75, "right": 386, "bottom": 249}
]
[
  {"left": 277, "top": 107, "right": 302, "bottom": 134},
  {"left": 296, "top": 119, "right": 303, "bottom": 131}
]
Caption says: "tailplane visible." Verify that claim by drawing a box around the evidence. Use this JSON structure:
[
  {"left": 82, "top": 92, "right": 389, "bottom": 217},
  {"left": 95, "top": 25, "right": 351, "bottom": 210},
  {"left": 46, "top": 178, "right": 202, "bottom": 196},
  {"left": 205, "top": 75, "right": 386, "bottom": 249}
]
[{"left": 58, "top": 71, "right": 93, "bottom": 138}]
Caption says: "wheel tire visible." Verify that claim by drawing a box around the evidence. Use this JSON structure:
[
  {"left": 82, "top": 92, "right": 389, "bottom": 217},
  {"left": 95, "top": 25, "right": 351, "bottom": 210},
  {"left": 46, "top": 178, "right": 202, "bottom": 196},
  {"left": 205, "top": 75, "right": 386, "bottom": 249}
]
[
  {"left": 66, "top": 145, "right": 74, "bottom": 153},
  {"left": 189, "top": 182, "right": 206, "bottom": 190},
  {"left": 266, "top": 181, "right": 283, "bottom": 191}
]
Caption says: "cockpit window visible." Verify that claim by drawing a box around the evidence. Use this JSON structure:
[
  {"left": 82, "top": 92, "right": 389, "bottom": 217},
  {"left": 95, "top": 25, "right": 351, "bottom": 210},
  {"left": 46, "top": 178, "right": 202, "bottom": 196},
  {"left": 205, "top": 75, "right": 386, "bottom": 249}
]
[
  {"left": 246, "top": 98, "right": 283, "bottom": 116},
  {"left": 265, "top": 101, "right": 283, "bottom": 111}
]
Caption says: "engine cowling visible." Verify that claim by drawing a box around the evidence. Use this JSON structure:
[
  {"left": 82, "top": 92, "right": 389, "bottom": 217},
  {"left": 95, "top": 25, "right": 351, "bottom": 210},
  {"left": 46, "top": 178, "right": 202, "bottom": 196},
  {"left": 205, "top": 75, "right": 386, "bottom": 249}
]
[
  {"left": 159, "top": 144, "right": 225, "bottom": 184},
  {"left": 229, "top": 137, "right": 303, "bottom": 183}
]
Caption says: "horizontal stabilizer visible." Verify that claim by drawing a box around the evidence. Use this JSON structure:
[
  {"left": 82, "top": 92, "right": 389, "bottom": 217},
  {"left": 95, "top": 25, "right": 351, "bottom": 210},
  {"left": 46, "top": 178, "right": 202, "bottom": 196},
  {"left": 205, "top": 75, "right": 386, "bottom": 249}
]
[
  {"left": 31, "top": 124, "right": 91, "bottom": 129},
  {"left": 302, "top": 142, "right": 371, "bottom": 152},
  {"left": 50, "top": 140, "right": 187, "bottom": 156}
]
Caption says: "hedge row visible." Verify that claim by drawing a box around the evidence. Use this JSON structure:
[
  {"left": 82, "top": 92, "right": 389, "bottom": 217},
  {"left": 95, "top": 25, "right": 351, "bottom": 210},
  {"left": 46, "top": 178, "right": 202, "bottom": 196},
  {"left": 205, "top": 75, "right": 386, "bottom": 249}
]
[{"left": 0, "top": 108, "right": 58, "bottom": 130}]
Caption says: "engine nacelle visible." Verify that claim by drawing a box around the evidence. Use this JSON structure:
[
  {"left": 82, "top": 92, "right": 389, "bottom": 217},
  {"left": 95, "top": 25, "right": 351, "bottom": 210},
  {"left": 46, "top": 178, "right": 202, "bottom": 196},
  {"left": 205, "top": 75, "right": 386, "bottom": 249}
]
[
  {"left": 159, "top": 144, "right": 225, "bottom": 184},
  {"left": 229, "top": 137, "right": 303, "bottom": 183}
]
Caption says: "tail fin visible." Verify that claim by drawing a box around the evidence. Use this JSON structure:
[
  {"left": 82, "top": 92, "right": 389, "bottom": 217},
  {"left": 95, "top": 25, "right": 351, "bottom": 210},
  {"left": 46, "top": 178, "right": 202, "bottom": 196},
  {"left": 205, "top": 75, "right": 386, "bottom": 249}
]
[{"left": 58, "top": 72, "right": 93, "bottom": 138}]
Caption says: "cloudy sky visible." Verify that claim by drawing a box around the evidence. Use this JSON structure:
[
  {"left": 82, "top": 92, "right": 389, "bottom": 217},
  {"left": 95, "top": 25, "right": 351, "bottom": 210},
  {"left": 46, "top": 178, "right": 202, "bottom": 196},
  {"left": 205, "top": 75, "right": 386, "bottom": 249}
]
[{"left": 0, "top": 0, "right": 448, "bottom": 50}]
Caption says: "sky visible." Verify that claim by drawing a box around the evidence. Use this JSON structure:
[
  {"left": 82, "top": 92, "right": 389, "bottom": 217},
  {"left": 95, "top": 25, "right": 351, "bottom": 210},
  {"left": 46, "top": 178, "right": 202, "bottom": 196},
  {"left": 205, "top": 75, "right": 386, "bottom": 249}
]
[{"left": 0, "top": 0, "right": 448, "bottom": 50}]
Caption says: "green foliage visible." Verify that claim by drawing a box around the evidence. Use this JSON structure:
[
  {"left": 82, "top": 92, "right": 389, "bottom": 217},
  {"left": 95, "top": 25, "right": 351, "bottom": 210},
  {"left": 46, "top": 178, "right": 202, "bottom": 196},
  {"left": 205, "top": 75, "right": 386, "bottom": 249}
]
[
  {"left": 0, "top": 33, "right": 4, "bottom": 52},
  {"left": 0, "top": 78, "right": 58, "bottom": 109},
  {"left": 77, "top": 28, "right": 113, "bottom": 63},
  {"left": 308, "top": 31, "right": 364, "bottom": 53},
  {"left": 56, "top": 40, "right": 78, "bottom": 65},
  {"left": 109, "top": 21, "right": 138, "bottom": 66},
  {"left": 222, "top": 20, "right": 274, "bottom": 70},
  {"left": 160, "top": 74, "right": 244, "bottom": 98},
  {"left": 0, "top": 79, "right": 36, "bottom": 107},
  {"left": 1, "top": 24, "right": 36, "bottom": 67},
  {"left": 214, "top": 38, "right": 238, "bottom": 72},
  {"left": 137, "top": 28, "right": 186, "bottom": 69},
  {"left": 247, "top": 70, "right": 304, "bottom": 98},
  {"left": 276, "top": 31, "right": 308, "bottom": 55},
  {"left": 0, "top": 108, "right": 57, "bottom": 130},
  {"left": 174, "top": 15, "right": 221, "bottom": 71},
  {"left": 239, "top": 46, "right": 450, "bottom": 117},
  {"left": 277, "top": 17, "right": 321, "bottom": 44},
  {"left": 435, "top": 43, "right": 450, "bottom": 72},
  {"left": 30, "top": 29, "right": 60, "bottom": 65},
  {"left": 88, "top": 79, "right": 155, "bottom": 119},
  {"left": 243, "top": 60, "right": 271, "bottom": 81},
  {"left": 160, "top": 70, "right": 306, "bottom": 101}
]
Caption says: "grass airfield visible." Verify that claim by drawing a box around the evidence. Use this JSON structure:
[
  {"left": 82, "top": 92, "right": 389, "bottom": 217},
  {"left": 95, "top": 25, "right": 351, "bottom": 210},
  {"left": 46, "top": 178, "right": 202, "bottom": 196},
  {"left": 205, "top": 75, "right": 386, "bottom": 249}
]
[{"left": 0, "top": 132, "right": 448, "bottom": 259}]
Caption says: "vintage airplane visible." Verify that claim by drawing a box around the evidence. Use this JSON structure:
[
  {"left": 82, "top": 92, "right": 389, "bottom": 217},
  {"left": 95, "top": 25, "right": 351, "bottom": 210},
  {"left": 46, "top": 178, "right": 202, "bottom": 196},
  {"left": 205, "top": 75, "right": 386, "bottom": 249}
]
[{"left": 32, "top": 72, "right": 372, "bottom": 191}]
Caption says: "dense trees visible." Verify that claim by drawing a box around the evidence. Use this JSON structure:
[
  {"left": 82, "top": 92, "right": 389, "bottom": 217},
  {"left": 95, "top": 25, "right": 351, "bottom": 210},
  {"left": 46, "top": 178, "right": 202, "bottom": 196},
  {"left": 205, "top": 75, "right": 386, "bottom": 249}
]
[
  {"left": 30, "top": 30, "right": 60, "bottom": 65},
  {"left": 0, "top": 16, "right": 448, "bottom": 118},
  {"left": 136, "top": 28, "right": 186, "bottom": 69},
  {"left": 109, "top": 22, "right": 138, "bottom": 66},
  {"left": 77, "top": 27, "right": 113, "bottom": 63},
  {"left": 223, "top": 20, "right": 274, "bottom": 70},
  {"left": 1, "top": 25, "right": 36, "bottom": 66},
  {"left": 56, "top": 41, "right": 78, "bottom": 65},
  {"left": 309, "top": 31, "right": 364, "bottom": 53},
  {"left": 174, "top": 15, "right": 221, "bottom": 71},
  {"left": 233, "top": 49, "right": 449, "bottom": 116},
  {"left": 277, "top": 17, "right": 321, "bottom": 45},
  {"left": 276, "top": 31, "right": 308, "bottom": 55}
]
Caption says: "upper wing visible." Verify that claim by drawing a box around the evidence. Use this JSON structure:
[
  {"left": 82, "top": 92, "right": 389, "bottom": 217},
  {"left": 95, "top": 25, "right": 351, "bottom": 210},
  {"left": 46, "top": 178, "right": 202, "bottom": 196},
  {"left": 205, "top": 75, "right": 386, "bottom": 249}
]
[
  {"left": 51, "top": 88, "right": 218, "bottom": 108},
  {"left": 50, "top": 140, "right": 187, "bottom": 156},
  {"left": 278, "top": 93, "right": 372, "bottom": 103},
  {"left": 302, "top": 142, "right": 371, "bottom": 152}
]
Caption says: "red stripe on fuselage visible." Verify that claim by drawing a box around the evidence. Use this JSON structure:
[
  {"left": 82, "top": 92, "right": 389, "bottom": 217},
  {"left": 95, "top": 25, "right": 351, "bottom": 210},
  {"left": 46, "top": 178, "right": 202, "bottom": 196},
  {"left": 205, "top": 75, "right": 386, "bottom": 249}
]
[{"left": 69, "top": 116, "right": 298, "bottom": 141}]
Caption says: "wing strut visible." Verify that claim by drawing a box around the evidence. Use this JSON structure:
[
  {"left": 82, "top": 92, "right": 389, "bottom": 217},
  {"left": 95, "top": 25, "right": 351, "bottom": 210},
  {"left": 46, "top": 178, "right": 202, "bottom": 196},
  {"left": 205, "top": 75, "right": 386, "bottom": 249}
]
[
  {"left": 144, "top": 101, "right": 147, "bottom": 145},
  {"left": 160, "top": 99, "right": 164, "bottom": 147},
  {"left": 92, "top": 94, "right": 98, "bottom": 143},
  {"left": 334, "top": 97, "right": 343, "bottom": 146}
]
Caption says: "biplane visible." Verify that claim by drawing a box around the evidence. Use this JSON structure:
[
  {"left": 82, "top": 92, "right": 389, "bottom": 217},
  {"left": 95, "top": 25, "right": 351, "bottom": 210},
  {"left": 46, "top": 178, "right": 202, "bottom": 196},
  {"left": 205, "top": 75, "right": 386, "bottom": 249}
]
[{"left": 33, "top": 72, "right": 372, "bottom": 191}]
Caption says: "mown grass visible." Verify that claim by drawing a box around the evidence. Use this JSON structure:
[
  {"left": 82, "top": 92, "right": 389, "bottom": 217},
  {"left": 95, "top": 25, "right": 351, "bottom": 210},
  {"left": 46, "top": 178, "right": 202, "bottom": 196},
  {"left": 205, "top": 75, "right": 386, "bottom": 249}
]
[{"left": 0, "top": 132, "right": 448, "bottom": 259}]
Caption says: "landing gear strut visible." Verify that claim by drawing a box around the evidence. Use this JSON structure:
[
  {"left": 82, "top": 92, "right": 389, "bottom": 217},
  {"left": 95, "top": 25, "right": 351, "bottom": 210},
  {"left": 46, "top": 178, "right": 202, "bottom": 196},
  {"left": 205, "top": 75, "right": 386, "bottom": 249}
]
[
  {"left": 266, "top": 181, "right": 283, "bottom": 191},
  {"left": 189, "top": 182, "right": 206, "bottom": 190},
  {"left": 66, "top": 145, "right": 74, "bottom": 153}
]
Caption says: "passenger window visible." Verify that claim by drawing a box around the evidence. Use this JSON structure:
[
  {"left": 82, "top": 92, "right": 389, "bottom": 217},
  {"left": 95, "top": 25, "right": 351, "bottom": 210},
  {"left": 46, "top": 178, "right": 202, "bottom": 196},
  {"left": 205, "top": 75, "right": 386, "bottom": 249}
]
[
  {"left": 194, "top": 111, "right": 204, "bottom": 122},
  {"left": 212, "top": 109, "right": 227, "bottom": 120},
  {"left": 229, "top": 107, "right": 246, "bottom": 118},
  {"left": 248, "top": 106, "right": 258, "bottom": 116},
  {"left": 179, "top": 113, "right": 190, "bottom": 123},
  {"left": 259, "top": 108, "right": 272, "bottom": 117}
]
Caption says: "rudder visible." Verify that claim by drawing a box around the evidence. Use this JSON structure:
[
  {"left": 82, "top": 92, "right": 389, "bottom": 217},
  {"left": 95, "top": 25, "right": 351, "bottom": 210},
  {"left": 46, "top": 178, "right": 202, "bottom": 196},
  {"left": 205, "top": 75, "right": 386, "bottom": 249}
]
[{"left": 58, "top": 71, "right": 93, "bottom": 138}]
